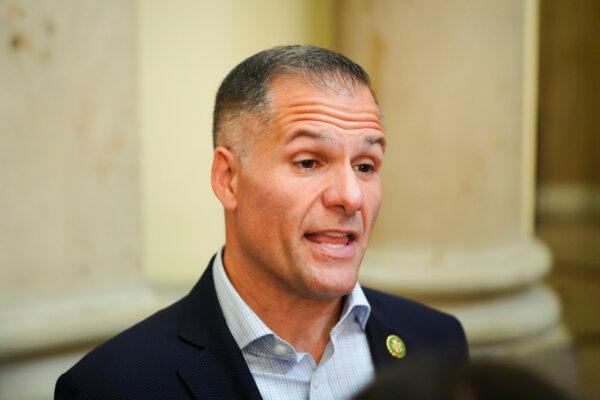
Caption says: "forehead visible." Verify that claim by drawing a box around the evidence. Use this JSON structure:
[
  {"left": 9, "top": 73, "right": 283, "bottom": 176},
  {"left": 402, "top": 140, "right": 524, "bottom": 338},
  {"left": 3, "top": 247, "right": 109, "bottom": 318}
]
[{"left": 268, "top": 76, "right": 384, "bottom": 135}]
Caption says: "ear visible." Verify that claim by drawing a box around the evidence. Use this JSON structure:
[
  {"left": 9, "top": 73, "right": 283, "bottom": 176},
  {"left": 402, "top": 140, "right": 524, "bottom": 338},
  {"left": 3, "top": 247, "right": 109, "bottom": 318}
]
[{"left": 211, "top": 146, "right": 239, "bottom": 211}]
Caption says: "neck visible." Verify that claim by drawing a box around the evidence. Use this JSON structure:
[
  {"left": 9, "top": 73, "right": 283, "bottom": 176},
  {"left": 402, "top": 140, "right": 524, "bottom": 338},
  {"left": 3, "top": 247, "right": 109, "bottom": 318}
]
[{"left": 222, "top": 247, "right": 343, "bottom": 363}]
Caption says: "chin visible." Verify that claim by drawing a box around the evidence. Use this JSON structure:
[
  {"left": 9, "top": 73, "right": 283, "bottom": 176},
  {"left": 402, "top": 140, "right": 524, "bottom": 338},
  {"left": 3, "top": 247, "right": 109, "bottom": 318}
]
[{"left": 302, "top": 268, "right": 359, "bottom": 300}]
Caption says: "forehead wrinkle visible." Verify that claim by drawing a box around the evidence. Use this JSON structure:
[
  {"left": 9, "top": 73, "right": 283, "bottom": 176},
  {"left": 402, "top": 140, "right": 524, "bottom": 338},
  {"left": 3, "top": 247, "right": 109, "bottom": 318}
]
[
  {"left": 283, "top": 129, "right": 342, "bottom": 149},
  {"left": 280, "top": 98, "right": 382, "bottom": 116},
  {"left": 282, "top": 129, "right": 386, "bottom": 155},
  {"left": 275, "top": 104, "right": 383, "bottom": 129},
  {"left": 276, "top": 114, "right": 384, "bottom": 132}
]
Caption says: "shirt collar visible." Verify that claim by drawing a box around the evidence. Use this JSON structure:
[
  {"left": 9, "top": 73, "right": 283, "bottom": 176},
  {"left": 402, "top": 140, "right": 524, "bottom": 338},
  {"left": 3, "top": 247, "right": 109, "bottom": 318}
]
[
  {"left": 213, "top": 247, "right": 273, "bottom": 350},
  {"left": 212, "top": 247, "right": 372, "bottom": 351},
  {"left": 339, "top": 280, "right": 371, "bottom": 331}
]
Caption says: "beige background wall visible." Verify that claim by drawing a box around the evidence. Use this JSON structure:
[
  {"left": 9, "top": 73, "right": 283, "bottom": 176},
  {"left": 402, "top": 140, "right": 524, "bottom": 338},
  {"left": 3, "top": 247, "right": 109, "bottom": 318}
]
[{"left": 139, "top": 0, "right": 333, "bottom": 286}]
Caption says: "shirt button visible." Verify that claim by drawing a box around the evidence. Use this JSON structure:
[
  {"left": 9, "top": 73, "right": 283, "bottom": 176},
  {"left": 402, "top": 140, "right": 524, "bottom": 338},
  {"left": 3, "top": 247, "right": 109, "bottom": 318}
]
[
  {"left": 274, "top": 344, "right": 286, "bottom": 356},
  {"left": 312, "top": 378, "right": 320, "bottom": 389}
]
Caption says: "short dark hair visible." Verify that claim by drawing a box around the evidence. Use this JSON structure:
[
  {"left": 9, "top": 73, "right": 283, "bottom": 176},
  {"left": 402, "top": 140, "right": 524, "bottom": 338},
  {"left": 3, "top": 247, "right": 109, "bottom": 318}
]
[{"left": 212, "top": 45, "right": 373, "bottom": 152}]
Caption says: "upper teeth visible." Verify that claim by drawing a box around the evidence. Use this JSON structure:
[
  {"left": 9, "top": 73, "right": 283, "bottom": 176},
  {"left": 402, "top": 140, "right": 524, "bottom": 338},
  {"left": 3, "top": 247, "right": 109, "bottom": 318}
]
[{"left": 325, "top": 232, "right": 349, "bottom": 238}]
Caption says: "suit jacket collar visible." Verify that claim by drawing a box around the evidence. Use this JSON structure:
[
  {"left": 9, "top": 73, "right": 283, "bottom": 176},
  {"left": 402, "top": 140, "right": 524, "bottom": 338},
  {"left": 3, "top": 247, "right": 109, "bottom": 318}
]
[{"left": 177, "top": 255, "right": 263, "bottom": 400}]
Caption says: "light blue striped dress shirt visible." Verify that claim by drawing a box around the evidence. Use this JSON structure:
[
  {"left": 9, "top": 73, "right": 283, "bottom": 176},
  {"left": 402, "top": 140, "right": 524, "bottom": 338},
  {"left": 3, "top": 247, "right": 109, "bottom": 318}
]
[{"left": 212, "top": 248, "right": 376, "bottom": 400}]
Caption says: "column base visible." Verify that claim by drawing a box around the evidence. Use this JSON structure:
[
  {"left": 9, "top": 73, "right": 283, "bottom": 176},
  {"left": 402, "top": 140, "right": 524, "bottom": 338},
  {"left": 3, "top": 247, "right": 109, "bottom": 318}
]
[
  {"left": 470, "top": 324, "right": 581, "bottom": 397},
  {"left": 0, "top": 280, "right": 161, "bottom": 359},
  {"left": 360, "top": 238, "right": 551, "bottom": 295},
  {"left": 0, "top": 350, "right": 89, "bottom": 400},
  {"left": 443, "top": 284, "right": 561, "bottom": 345}
]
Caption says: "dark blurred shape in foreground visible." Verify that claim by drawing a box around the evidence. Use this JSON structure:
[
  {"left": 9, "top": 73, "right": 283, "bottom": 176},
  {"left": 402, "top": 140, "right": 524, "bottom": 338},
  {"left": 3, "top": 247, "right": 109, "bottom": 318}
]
[{"left": 355, "top": 358, "right": 575, "bottom": 400}]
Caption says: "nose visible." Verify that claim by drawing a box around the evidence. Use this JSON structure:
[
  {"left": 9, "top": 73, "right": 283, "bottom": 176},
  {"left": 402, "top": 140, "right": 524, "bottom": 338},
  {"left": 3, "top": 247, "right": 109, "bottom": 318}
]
[{"left": 322, "top": 164, "right": 364, "bottom": 215}]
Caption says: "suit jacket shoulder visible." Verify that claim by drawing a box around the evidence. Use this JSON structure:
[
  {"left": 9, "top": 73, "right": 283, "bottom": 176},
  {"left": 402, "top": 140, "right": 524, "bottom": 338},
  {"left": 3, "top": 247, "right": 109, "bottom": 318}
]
[
  {"left": 55, "top": 298, "right": 196, "bottom": 400},
  {"left": 56, "top": 258, "right": 262, "bottom": 400}
]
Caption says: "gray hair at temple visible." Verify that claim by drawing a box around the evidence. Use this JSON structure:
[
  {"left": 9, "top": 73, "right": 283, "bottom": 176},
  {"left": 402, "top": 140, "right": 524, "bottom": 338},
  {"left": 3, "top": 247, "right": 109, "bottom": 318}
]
[{"left": 212, "top": 45, "right": 374, "bottom": 161}]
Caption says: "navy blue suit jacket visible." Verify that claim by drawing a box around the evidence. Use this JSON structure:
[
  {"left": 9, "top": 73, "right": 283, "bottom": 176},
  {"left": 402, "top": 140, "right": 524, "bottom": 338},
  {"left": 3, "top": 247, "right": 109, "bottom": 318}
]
[{"left": 55, "top": 257, "right": 468, "bottom": 399}]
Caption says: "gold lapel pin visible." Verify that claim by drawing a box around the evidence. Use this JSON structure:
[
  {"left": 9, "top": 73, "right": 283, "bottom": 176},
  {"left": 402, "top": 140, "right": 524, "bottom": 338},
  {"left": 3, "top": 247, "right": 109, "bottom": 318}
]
[{"left": 386, "top": 334, "right": 406, "bottom": 359}]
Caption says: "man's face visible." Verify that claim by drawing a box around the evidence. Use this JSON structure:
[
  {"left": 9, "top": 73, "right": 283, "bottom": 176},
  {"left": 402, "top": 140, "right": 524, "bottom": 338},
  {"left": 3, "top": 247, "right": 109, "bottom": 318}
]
[{"left": 231, "top": 76, "right": 385, "bottom": 300}]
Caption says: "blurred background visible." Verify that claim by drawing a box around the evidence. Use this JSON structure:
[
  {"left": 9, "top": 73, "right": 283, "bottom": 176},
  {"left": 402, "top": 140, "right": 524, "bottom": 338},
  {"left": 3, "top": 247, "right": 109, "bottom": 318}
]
[{"left": 0, "top": 0, "right": 598, "bottom": 399}]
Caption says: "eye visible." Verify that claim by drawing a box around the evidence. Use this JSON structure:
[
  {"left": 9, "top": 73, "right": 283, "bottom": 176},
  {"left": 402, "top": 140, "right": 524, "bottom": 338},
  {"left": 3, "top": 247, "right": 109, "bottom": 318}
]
[
  {"left": 294, "top": 159, "right": 319, "bottom": 170},
  {"left": 354, "top": 163, "right": 375, "bottom": 174}
]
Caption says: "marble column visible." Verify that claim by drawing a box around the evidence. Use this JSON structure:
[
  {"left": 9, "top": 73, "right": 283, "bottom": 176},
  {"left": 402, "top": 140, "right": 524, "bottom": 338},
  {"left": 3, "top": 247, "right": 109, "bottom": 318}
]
[
  {"left": 0, "top": 1, "right": 158, "bottom": 398},
  {"left": 336, "top": 0, "right": 576, "bottom": 391}
]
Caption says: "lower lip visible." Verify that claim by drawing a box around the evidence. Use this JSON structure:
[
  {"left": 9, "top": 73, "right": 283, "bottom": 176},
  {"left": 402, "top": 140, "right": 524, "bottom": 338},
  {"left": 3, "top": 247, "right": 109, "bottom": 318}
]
[{"left": 303, "top": 236, "right": 357, "bottom": 259}]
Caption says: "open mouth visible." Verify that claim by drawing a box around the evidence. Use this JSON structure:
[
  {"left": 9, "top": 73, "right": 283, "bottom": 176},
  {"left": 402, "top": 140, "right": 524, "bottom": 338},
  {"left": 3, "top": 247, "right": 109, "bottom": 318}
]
[{"left": 304, "top": 231, "right": 356, "bottom": 249}]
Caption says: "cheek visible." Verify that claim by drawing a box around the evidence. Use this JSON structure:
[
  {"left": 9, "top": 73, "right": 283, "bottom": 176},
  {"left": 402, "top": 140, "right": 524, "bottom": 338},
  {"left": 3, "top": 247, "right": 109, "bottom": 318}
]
[
  {"left": 364, "top": 183, "right": 383, "bottom": 226},
  {"left": 239, "top": 174, "right": 298, "bottom": 226}
]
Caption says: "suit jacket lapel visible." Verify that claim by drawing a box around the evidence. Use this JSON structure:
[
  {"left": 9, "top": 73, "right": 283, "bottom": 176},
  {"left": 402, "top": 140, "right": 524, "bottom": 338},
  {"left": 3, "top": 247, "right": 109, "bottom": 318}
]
[
  {"left": 365, "top": 291, "right": 424, "bottom": 373},
  {"left": 365, "top": 309, "right": 396, "bottom": 372},
  {"left": 177, "top": 256, "right": 263, "bottom": 400}
]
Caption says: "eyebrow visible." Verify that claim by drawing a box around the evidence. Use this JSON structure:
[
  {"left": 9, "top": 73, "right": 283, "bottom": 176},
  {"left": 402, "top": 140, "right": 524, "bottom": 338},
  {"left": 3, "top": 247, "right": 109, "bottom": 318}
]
[{"left": 283, "top": 130, "right": 386, "bottom": 151}]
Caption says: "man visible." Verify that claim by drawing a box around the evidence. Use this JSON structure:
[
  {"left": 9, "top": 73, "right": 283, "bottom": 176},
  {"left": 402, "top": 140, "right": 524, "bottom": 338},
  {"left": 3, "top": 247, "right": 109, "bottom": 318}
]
[{"left": 55, "top": 45, "right": 468, "bottom": 400}]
